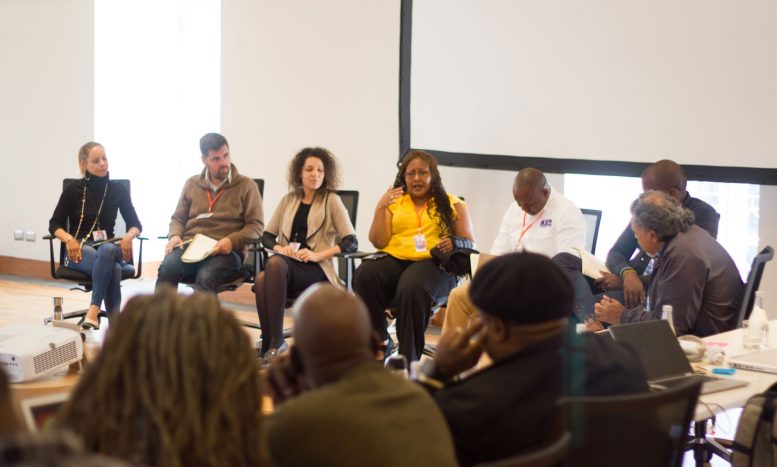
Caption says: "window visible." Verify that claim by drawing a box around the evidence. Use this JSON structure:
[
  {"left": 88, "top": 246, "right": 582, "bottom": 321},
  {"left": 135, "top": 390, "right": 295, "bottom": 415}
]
[
  {"left": 95, "top": 0, "right": 221, "bottom": 259},
  {"left": 563, "top": 174, "right": 759, "bottom": 279}
]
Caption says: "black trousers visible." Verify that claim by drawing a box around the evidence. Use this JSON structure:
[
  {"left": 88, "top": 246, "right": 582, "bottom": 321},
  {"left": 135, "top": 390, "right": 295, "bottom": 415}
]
[{"left": 353, "top": 255, "right": 457, "bottom": 361}]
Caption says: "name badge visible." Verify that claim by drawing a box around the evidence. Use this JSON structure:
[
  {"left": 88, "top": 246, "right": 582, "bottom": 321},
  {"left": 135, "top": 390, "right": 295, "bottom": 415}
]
[
  {"left": 92, "top": 230, "right": 107, "bottom": 241},
  {"left": 195, "top": 212, "right": 214, "bottom": 220},
  {"left": 413, "top": 233, "right": 427, "bottom": 252},
  {"left": 540, "top": 219, "right": 552, "bottom": 227}
]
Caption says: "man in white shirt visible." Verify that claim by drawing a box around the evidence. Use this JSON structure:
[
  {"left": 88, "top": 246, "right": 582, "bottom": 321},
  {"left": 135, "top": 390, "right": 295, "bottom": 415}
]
[{"left": 441, "top": 168, "right": 587, "bottom": 334}]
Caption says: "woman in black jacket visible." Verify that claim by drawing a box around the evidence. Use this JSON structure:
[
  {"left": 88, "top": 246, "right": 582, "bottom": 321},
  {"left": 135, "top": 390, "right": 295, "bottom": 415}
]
[{"left": 49, "top": 142, "right": 142, "bottom": 330}]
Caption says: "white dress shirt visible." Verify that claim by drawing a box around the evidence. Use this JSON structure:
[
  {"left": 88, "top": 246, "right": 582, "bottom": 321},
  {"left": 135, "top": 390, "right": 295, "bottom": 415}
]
[{"left": 490, "top": 188, "right": 586, "bottom": 258}]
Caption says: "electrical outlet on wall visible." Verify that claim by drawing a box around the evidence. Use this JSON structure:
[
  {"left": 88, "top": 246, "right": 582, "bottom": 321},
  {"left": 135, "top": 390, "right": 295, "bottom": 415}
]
[
  {"left": 25, "top": 230, "right": 36, "bottom": 242},
  {"left": 14, "top": 229, "right": 24, "bottom": 241}
]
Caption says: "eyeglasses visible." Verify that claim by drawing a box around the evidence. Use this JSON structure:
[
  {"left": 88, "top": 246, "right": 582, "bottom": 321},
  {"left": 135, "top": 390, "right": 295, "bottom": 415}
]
[{"left": 405, "top": 170, "right": 430, "bottom": 179}]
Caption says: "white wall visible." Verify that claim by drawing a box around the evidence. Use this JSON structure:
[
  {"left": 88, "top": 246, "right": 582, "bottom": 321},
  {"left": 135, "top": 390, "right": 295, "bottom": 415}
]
[
  {"left": 0, "top": 0, "right": 94, "bottom": 262},
  {"left": 221, "top": 0, "right": 401, "bottom": 245}
]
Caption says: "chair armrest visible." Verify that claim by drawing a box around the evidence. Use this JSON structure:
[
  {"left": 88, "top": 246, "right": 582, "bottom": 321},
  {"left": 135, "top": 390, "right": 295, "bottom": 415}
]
[{"left": 44, "top": 235, "right": 59, "bottom": 279}]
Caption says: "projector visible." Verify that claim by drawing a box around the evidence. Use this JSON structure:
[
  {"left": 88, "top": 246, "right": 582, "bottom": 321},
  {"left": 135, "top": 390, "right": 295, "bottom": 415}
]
[{"left": 0, "top": 324, "right": 83, "bottom": 383}]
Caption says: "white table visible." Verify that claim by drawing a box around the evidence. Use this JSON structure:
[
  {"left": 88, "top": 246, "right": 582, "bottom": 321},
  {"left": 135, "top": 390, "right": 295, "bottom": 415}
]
[
  {"left": 695, "top": 319, "right": 777, "bottom": 421},
  {"left": 685, "top": 320, "right": 777, "bottom": 466}
]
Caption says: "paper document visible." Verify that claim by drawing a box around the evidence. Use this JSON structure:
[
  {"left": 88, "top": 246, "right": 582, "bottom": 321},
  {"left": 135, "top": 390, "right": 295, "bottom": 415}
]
[
  {"left": 181, "top": 234, "right": 218, "bottom": 263},
  {"left": 573, "top": 247, "right": 608, "bottom": 279}
]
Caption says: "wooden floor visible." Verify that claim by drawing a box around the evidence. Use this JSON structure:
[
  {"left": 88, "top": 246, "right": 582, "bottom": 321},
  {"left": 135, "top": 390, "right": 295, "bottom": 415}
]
[
  {"left": 0, "top": 274, "right": 442, "bottom": 352},
  {"left": 0, "top": 274, "right": 268, "bottom": 346}
]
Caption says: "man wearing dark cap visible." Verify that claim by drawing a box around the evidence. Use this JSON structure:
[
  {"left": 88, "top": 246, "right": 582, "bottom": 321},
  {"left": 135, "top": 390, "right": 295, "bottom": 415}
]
[
  {"left": 417, "top": 252, "right": 648, "bottom": 467},
  {"left": 266, "top": 284, "right": 457, "bottom": 467}
]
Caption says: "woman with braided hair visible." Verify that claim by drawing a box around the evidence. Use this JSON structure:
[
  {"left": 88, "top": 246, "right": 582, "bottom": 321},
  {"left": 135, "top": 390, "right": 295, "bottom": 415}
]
[
  {"left": 48, "top": 142, "right": 142, "bottom": 330},
  {"left": 56, "top": 287, "right": 266, "bottom": 467},
  {"left": 354, "top": 150, "right": 476, "bottom": 362}
]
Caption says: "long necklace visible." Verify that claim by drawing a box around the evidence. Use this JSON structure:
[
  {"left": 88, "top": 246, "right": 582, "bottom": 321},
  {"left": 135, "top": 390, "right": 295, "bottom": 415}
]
[{"left": 73, "top": 180, "right": 108, "bottom": 248}]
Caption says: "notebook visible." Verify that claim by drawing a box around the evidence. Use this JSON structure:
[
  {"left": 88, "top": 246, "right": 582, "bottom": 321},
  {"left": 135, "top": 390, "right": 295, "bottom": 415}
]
[
  {"left": 609, "top": 320, "right": 748, "bottom": 395},
  {"left": 728, "top": 348, "right": 777, "bottom": 374}
]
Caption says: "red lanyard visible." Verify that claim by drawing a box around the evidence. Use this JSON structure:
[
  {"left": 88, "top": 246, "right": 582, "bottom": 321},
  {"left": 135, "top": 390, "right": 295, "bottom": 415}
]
[
  {"left": 516, "top": 210, "right": 544, "bottom": 248},
  {"left": 414, "top": 202, "right": 428, "bottom": 233},
  {"left": 206, "top": 188, "right": 225, "bottom": 213}
]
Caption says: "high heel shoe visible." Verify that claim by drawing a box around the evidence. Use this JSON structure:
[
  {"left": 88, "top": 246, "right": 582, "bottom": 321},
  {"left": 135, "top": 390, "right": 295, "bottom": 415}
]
[
  {"left": 78, "top": 315, "right": 100, "bottom": 331},
  {"left": 263, "top": 341, "right": 289, "bottom": 365}
]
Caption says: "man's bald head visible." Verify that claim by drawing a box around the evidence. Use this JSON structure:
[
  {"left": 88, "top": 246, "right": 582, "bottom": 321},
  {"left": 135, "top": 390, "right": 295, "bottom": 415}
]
[
  {"left": 513, "top": 168, "right": 550, "bottom": 215},
  {"left": 291, "top": 284, "right": 375, "bottom": 386},
  {"left": 641, "top": 159, "right": 687, "bottom": 200}
]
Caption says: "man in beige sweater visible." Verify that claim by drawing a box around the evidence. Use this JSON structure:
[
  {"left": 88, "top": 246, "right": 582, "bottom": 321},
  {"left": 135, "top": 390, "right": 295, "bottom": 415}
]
[{"left": 156, "top": 133, "right": 264, "bottom": 292}]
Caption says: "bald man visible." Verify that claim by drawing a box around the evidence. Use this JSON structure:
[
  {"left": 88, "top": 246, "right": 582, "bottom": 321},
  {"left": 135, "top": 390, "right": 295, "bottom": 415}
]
[
  {"left": 266, "top": 284, "right": 457, "bottom": 467},
  {"left": 601, "top": 160, "right": 719, "bottom": 307},
  {"left": 442, "top": 168, "right": 586, "bottom": 334}
]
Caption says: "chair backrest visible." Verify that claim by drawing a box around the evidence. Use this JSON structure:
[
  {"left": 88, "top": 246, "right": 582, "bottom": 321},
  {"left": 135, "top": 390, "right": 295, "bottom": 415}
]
[
  {"left": 475, "top": 432, "right": 570, "bottom": 467},
  {"left": 561, "top": 379, "right": 701, "bottom": 467},
  {"left": 736, "top": 245, "right": 775, "bottom": 328},
  {"left": 334, "top": 190, "right": 359, "bottom": 286},
  {"left": 580, "top": 209, "right": 602, "bottom": 254},
  {"left": 254, "top": 178, "right": 264, "bottom": 197},
  {"left": 335, "top": 190, "right": 358, "bottom": 227}
]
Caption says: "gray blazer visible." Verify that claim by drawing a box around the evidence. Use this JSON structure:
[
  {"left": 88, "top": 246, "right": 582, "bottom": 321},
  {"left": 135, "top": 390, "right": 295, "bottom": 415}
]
[{"left": 266, "top": 191, "right": 356, "bottom": 287}]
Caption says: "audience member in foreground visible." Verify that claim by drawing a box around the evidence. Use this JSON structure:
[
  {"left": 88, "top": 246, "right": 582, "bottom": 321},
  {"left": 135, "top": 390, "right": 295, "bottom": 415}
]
[
  {"left": 57, "top": 287, "right": 265, "bottom": 467},
  {"left": 442, "top": 167, "right": 586, "bottom": 334},
  {"left": 156, "top": 132, "right": 264, "bottom": 292},
  {"left": 255, "top": 147, "right": 357, "bottom": 364},
  {"left": 594, "top": 191, "right": 743, "bottom": 337},
  {"left": 354, "top": 149, "right": 476, "bottom": 361},
  {"left": 49, "top": 141, "right": 142, "bottom": 330},
  {"left": 417, "top": 252, "right": 649, "bottom": 466},
  {"left": 266, "top": 284, "right": 457, "bottom": 467}
]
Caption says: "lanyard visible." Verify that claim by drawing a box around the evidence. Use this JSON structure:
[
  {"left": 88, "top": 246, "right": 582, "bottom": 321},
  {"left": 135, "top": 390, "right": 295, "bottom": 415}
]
[
  {"left": 206, "top": 188, "right": 225, "bottom": 213},
  {"left": 414, "top": 202, "right": 428, "bottom": 233},
  {"left": 515, "top": 209, "right": 544, "bottom": 249}
]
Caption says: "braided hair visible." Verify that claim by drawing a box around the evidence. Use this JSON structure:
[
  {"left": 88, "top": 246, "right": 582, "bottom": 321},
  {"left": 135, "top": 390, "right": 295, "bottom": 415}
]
[{"left": 57, "top": 287, "right": 265, "bottom": 467}]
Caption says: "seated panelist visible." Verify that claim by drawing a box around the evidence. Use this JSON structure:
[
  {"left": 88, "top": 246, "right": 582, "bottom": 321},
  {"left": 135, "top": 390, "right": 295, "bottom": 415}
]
[
  {"left": 442, "top": 168, "right": 586, "bottom": 335},
  {"left": 48, "top": 142, "right": 142, "bottom": 330},
  {"left": 156, "top": 133, "right": 264, "bottom": 292},
  {"left": 353, "top": 150, "right": 475, "bottom": 362},
  {"left": 255, "top": 147, "right": 357, "bottom": 364}
]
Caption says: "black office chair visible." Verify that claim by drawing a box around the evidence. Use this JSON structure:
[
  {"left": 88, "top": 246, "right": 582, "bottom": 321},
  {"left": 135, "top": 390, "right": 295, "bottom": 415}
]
[
  {"left": 43, "top": 179, "right": 146, "bottom": 323},
  {"left": 735, "top": 245, "right": 774, "bottom": 328},
  {"left": 580, "top": 208, "right": 603, "bottom": 254},
  {"left": 561, "top": 379, "right": 701, "bottom": 467},
  {"left": 474, "top": 432, "right": 570, "bottom": 467}
]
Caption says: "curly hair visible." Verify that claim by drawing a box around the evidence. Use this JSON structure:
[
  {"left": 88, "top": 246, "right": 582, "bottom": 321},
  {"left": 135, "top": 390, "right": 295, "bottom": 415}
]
[
  {"left": 631, "top": 190, "right": 695, "bottom": 241},
  {"left": 288, "top": 147, "right": 341, "bottom": 197},
  {"left": 77, "top": 142, "right": 103, "bottom": 176},
  {"left": 56, "top": 287, "right": 265, "bottom": 467},
  {"left": 393, "top": 150, "right": 455, "bottom": 237}
]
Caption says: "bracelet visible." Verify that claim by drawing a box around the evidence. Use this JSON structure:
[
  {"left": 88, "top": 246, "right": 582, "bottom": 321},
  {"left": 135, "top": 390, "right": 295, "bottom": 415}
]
[{"left": 621, "top": 269, "right": 637, "bottom": 278}]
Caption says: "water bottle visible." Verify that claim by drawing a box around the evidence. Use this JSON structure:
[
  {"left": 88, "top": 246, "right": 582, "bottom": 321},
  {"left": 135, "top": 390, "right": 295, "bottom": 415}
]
[
  {"left": 53, "top": 297, "right": 63, "bottom": 322},
  {"left": 661, "top": 304, "right": 675, "bottom": 335}
]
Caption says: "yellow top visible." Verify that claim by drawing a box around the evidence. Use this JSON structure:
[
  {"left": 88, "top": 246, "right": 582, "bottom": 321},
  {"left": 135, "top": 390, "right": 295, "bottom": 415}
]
[{"left": 382, "top": 193, "right": 464, "bottom": 261}]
